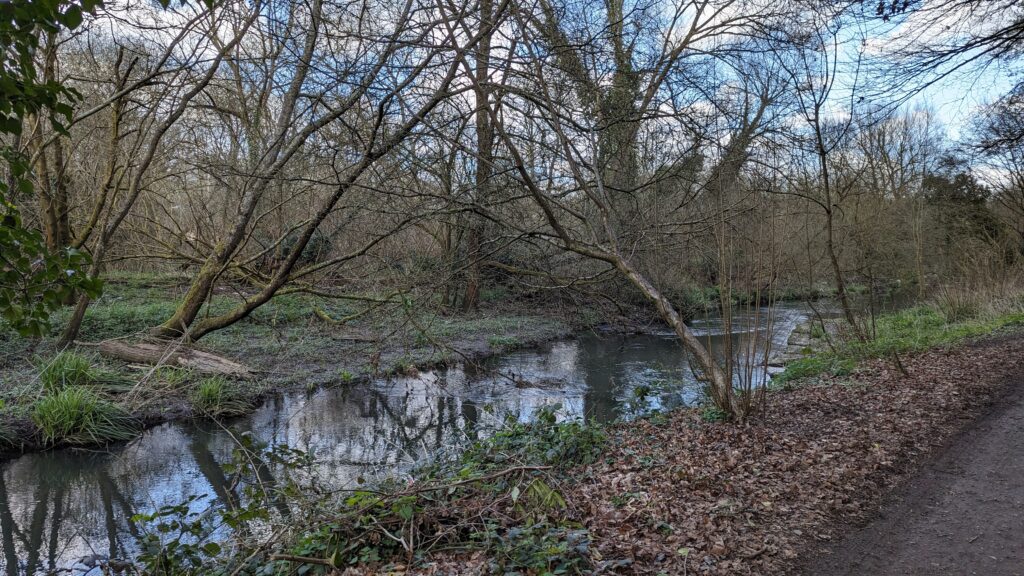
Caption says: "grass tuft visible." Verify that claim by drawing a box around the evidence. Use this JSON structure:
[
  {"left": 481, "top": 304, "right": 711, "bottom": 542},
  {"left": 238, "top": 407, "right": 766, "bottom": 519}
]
[
  {"left": 0, "top": 401, "right": 15, "bottom": 449},
  {"left": 31, "top": 387, "right": 138, "bottom": 446},
  {"left": 190, "top": 376, "right": 252, "bottom": 417},
  {"left": 38, "top": 351, "right": 133, "bottom": 394}
]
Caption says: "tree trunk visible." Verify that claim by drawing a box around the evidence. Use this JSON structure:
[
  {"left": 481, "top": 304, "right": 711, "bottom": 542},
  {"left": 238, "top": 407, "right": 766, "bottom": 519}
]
[{"left": 462, "top": 0, "right": 494, "bottom": 312}]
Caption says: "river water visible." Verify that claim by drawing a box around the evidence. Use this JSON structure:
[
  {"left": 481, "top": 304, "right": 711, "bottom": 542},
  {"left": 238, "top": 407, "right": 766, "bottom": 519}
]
[{"left": 0, "top": 303, "right": 814, "bottom": 575}]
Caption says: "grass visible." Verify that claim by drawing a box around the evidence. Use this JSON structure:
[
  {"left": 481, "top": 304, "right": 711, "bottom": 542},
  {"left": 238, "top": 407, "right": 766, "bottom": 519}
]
[
  {"left": 38, "top": 350, "right": 133, "bottom": 394},
  {"left": 31, "top": 387, "right": 139, "bottom": 446},
  {"left": 190, "top": 376, "right": 253, "bottom": 418},
  {"left": 777, "top": 305, "right": 1024, "bottom": 384},
  {"left": 488, "top": 334, "right": 522, "bottom": 350},
  {"left": 0, "top": 400, "right": 14, "bottom": 449}
]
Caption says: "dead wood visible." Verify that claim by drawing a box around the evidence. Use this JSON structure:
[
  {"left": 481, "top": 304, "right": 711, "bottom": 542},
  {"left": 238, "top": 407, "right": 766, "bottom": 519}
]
[{"left": 96, "top": 340, "right": 253, "bottom": 377}]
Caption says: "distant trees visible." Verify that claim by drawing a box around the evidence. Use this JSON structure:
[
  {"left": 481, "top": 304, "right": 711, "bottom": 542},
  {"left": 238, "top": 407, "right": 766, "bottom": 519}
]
[{"left": 974, "top": 88, "right": 1024, "bottom": 251}]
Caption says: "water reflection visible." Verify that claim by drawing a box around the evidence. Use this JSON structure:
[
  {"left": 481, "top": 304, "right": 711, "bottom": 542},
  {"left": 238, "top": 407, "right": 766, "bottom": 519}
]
[{"left": 0, "top": 303, "right": 811, "bottom": 574}]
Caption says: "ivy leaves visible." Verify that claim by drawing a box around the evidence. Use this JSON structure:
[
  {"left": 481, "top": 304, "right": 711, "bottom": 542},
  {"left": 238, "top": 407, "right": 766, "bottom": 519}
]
[{"left": 0, "top": 0, "right": 106, "bottom": 336}]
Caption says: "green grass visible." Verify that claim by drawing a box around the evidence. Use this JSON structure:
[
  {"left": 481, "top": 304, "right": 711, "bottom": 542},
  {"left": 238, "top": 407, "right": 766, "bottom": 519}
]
[
  {"left": 777, "top": 305, "right": 1024, "bottom": 383},
  {"left": 774, "top": 356, "right": 856, "bottom": 386},
  {"left": 190, "top": 376, "right": 253, "bottom": 417},
  {"left": 37, "top": 350, "right": 133, "bottom": 394},
  {"left": 31, "top": 387, "right": 139, "bottom": 446},
  {"left": 0, "top": 401, "right": 15, "bottom": 449},
  {"left": 488, "top": 334, "right": 522, "bottom": 350}
]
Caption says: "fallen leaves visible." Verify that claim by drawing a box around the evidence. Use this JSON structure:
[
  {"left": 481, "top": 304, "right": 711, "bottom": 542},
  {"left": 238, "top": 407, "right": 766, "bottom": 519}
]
[
  {"left": 387, "top": 333, "right": 1024, "bottom": 575},
  {"left": 561, "top": 334, "right": 1024, "bottom": 575}
]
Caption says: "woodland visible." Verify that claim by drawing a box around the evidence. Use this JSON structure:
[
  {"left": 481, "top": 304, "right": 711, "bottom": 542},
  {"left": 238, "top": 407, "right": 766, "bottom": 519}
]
[{"left": 3, "top": 0, "right": 1024, "bottom": 574}]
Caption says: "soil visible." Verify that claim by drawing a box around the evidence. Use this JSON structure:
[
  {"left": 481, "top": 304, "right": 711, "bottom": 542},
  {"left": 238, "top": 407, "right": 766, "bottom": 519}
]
[{"left": 800, "top": 338, "right": 1024, "bottom": 576}]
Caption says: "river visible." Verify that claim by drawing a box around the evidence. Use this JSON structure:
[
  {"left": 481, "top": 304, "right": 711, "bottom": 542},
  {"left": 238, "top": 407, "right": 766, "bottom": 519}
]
[{"left": 0, "top": 303, "right": 816, "bottom": 575}]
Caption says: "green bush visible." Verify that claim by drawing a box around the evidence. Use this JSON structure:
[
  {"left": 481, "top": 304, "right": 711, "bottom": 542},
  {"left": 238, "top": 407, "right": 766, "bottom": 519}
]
[
  {"left": 457, "top": 407, "right": 606, "bottom": 471},
  {"left": 488, "top": 522, "right": 590, "bottom": 575},
  {"left": 32, "top": 387, "right": 138, "bottom": 445},
  {"left": 699, "top": 404, "right": 729, "bottom": 423},
  {"left": 285, "top": 407, "right": 602, "bottom": 571}
]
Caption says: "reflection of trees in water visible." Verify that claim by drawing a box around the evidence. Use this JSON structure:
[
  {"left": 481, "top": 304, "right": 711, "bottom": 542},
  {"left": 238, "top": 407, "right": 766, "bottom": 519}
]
[
  {"left": 0, "top": 454, "right": 113, "bottom": 575},
  {"left": 0, "top": 427, "right": 287, "bottom": 574},
  {"left": 0, "top": 473, "right": 18, "bottom": 575},
  {"left": 0, "top": 316, "right": 812, "bottom": 574}
]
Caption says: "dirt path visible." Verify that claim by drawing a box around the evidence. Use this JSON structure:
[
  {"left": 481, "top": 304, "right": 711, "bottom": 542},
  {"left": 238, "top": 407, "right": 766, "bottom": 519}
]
[{"left": 802, "top": 364, "right": 1024, "bottom": 576}]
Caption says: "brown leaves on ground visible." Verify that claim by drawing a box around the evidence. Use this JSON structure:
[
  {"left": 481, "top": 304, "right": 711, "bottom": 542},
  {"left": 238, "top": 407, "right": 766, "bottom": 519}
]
[{"left": 570, "top": 334, "right": 1024, "bottom": 575}]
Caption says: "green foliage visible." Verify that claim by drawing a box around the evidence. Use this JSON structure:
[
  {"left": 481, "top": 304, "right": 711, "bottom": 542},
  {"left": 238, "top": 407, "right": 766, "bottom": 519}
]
[
  {"left": 37, "top": 350, "right": 132, "bottom": 394},
  {"left": 810, "top": 322, "right": 827, "bottom": 339},
  {"left": 283, "top": 407, "right": 604, "bottom": 571},
  {"left": 133, "top": 495, "right": 225, "bottom": 576},
  {"left": 775, "top": 355, "right": 855, "bottom": 385},
  {"left": 458, "top": 406, "right": 606, "bottom": 470},
  {"left": 699, "top": 405, "right": 729, "bottom": 423},
  {"left": 0, "top": 0, "right": 107, "bottom": 336},
  {"left": 676, "top": 285, "right": 718, "bottom": 317},
  {"left": 190, "top": 376, "right": 252, "bottom": 418},
  {"left": 31, "top": 386, "right": 138, "bottom": 445},
  {"left": 776, "top": 306, "right": 1024, "bottom": 383},
  {"left": 133, "top": 434, "right": 310, "bottom": 575},
  {"left": 38, "top": 350, "right": 93, "bottom": 392},
  {"left": 486, "top": 522, "right": 590, "bottom": 575},
  {"left": 69, "top": 299, "right": 179, "bottom": 340}
]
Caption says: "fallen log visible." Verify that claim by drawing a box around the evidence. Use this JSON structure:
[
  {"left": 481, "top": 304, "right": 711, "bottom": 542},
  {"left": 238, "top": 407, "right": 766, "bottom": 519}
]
[{"left": 96, "top": 341, "right": 253, "bottom": 378}]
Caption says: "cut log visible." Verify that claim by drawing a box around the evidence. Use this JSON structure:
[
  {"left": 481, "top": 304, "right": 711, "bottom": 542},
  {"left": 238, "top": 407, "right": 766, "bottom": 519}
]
[{"left": 96, "top": 341, "right": 253, "bottom": 378}]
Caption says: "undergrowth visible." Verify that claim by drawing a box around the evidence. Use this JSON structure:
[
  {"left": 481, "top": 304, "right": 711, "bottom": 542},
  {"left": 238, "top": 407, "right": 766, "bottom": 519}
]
[
  {"left": 190, "top": 376, "right": 253, "bottom": 418},
  {"left": 777, "top": 305, "right": 1024, "bottom": 384},
  {"left": 31, "top": 386, "right": 138, "bottom": 445},
  {"left": 279, "top": 407, "right": 605, "bottom": 573},
  {"left": 135, "top": 406, "right": 605, "bottom": 575},
  {"left": 38, "top": 350, "right": 133, "bottom": 394}
]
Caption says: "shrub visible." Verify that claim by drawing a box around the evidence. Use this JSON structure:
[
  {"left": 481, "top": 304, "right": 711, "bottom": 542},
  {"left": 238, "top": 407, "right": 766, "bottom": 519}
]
[
  {"left": 458, "top": 406, "right": 606, "bottom": 471},
  {"left": 32, "top": 387, "right": 138, "bottom": 445},
  {"left": 285, "top": 406, "right": 602, "bottom": 571},
  {"left": 933, "top": 285, "right": 981, "bottom": 323},
  {"left": 700, "top": 404, "right": 729, "bottom": 423},
  {"left": 488, "top": 522, "right": 590, "bottom": 575},
  {"left": 190, "top": 376, "right": 252, "bottom": 417}
]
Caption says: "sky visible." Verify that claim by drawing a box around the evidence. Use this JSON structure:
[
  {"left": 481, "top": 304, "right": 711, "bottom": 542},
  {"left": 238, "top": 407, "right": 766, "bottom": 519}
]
[{"left": 853, "top": 0, "right": 1022, "bottom": 141}]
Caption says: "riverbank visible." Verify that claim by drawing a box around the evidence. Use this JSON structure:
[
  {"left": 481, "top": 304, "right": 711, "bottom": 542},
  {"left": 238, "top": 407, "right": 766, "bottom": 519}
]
[
  {"left": 0, "top": 273, "right": 655, "bottom": 457},
  {"left": 569, "top": 331, "right": 1024, "bottom": 575},
  {"left": 274, "top": 326, "right": 1022, "bottom": 575}
]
